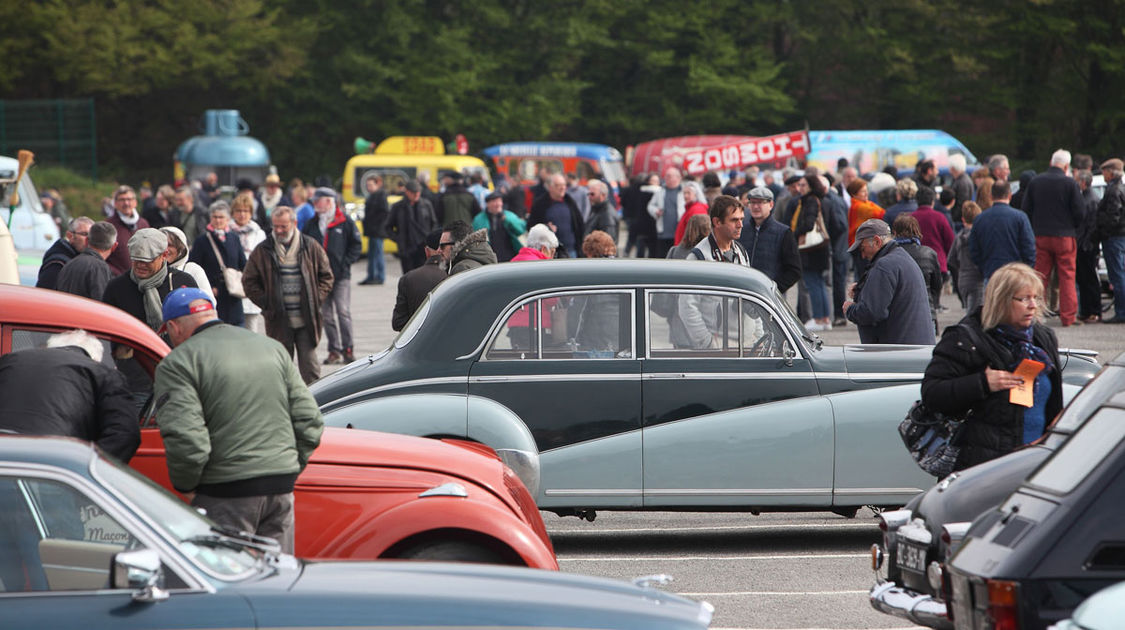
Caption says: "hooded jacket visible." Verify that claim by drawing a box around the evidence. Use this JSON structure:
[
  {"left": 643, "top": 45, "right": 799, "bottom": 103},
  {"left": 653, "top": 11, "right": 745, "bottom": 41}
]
[{"left": 449, "top": 228, "right": 498, "bottom": 275}]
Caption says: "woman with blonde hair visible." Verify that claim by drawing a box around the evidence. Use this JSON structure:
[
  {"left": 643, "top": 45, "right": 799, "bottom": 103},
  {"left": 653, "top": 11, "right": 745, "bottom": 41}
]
[{"left": 920, "top": 262, "right": 1062, "bottom": 471}]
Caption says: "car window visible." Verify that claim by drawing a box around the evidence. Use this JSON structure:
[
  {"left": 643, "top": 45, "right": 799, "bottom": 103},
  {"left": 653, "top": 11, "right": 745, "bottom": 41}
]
[
  {"left": 576, "top": 160, "right": 598, "bottom": 181},
  {"left": 648, "top": 290, "right": 743, "bottom": 358},
  {"left": 1026, "top": 407, "right": 1125, "bottom": 495},
  {"left": 740, "top": 299, "right": 792, "bottom": 358},
  {"left": 0, "top": 476, "right": 137, "bottom": 592},
  {"left": 486, "top": 291, "right": 632, "bottom": 360},
  {"left": 9, "top": 327, "right": 152, "bottom": 419},
  {"left": 11, "top": 329, "right": 113, "bottom": 369},
  {"left": 512, "top": 159, "right": 563, "bottom": 183},
  {"left": 354, "top": 167, "right": 416, "bottom": 198}
]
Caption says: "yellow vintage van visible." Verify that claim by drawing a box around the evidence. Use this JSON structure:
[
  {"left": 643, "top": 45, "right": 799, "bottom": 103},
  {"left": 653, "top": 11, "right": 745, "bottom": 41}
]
[{"left": 342, "top": 136, "right": 491, "bottom": 254}]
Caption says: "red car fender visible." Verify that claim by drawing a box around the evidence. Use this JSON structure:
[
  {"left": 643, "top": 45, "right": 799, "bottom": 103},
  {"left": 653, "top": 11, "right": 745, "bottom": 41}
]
[{"left": 302, "top": 494, "right": 559, "bottom": 570}]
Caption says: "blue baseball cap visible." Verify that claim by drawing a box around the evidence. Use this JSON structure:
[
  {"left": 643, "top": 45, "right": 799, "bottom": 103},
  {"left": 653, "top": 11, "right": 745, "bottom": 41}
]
[{"left": 158, "top": 287, "right": 214, "bottom": 333}]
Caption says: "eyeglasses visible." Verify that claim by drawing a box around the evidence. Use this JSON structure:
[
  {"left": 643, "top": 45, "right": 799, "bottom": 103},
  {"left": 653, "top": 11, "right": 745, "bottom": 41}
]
[
  {"left": 1011, "top": 295, "right": 1043, "bottom": 305},
  {"left": 439, "top": 242, "right": 455, "bottom": 248},
  {"left": 72, "top": 231, "right": 90, "bottom": 237}
]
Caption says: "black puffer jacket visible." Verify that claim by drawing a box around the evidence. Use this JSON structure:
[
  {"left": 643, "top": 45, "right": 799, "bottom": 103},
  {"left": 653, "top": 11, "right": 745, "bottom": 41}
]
[
  {"left": 920, "top": 311, "right": 1062, "bottom": 470},
  {"left": 0, "top": 346, "right": 140, "bottom": 462}
]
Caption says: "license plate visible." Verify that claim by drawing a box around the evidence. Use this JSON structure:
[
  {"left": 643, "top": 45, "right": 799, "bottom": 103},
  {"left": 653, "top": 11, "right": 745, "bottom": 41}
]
[{"left": 898, "top": 541, "right": 927, "bottom": 573}]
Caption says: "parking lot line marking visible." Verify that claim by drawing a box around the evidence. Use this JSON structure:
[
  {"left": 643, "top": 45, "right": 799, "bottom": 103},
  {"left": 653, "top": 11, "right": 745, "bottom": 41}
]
[
  {"left": 548, "top": 522, "right": 878, "bottom": 534},
  {"left": 559, "top": 553, "right": 867, "bottom": 561}
]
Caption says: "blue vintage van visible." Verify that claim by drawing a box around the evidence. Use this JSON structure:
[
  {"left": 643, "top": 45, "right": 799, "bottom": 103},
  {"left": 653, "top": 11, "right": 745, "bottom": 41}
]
[
  {"left": 483, "top": 142, "right": 627, "bottom": 206},
  {"left": 805, "top": 129, "right": 980, "bottom": 177}
]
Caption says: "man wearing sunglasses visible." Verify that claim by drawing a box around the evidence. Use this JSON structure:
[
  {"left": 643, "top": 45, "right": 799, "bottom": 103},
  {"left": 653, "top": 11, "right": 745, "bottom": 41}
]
[
  {"left": 392, "top": 228, "right": 452, "bottom": 332},
  {"left": 36, "top": 216, "right": 94, "bottom": 290}
]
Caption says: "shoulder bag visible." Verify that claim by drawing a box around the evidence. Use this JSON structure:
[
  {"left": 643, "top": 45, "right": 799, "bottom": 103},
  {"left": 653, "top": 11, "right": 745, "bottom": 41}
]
[
  {"left": 794, "top": 198, "right": 829, "bottom": 250},
  {"left": 898, "top": 400, "right": 968, "bottom": 478},
  {"left": 207, "top": 232, "right": 246, "bottom": 299}
]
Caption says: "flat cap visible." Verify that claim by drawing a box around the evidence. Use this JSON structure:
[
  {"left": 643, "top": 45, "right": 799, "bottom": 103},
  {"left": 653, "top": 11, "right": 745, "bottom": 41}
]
[
  {"left": 746, "top": 186, "right": 774, "bottom": 201},
  {"left": 128, "top": 228, "right": 168, "bottom": 262},
  {"left": 1100, "top": 158, "right": 1123, "bottom": 171},
  {"left": 847, "top": 219, "right": 890, "bottom": 253}
]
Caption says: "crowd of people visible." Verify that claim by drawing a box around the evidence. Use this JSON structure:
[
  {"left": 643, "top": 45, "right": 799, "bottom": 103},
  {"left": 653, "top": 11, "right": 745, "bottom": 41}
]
[{"left": 23, "top": 146, "right": 1125, "bottom": 482}]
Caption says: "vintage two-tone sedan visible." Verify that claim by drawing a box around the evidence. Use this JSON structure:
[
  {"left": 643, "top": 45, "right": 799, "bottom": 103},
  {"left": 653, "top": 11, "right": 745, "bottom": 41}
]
[{"left": 312, "top": 260, "right": 1100, "bottom": 517}]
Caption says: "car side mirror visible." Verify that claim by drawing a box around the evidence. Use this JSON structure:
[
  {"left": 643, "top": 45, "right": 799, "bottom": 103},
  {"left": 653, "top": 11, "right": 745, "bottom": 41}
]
[{"left": 112, "top": 549, "right": 169, "bottom": 603}]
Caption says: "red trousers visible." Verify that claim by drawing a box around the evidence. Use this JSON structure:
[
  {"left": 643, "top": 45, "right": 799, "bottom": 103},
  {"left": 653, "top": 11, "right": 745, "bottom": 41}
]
[{"left": 1034, "top": 235, "right": 1077, "bottom": 325}]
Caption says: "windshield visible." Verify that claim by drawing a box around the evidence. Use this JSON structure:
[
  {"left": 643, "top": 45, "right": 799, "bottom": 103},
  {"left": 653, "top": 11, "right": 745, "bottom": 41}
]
[
  {"left": 394, "top": 297, "right": 430, "bottom": 350},
  {"left": 774, "top": 287, "right": 815, "bottom": 348},
  {"left": 1051, "top": 366, "right": 1125, "bottom": 433},
  {"left": 602, "top": 159, "right": 627, "bottom": 185},
  {"left": 93, "top": 456, "right": 261, "bottom": 578}
]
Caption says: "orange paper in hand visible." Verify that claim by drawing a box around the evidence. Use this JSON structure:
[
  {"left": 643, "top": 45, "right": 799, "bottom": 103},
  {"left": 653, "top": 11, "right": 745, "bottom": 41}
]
[{"left": 1009, "top": 359, "right": 1045, "bottom": 408}]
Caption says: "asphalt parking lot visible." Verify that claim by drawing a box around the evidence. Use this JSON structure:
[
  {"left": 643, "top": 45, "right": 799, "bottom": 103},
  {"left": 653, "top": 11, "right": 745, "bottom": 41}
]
[{"left": 329, "top": 254, "right": 1122, "bottom": 629}]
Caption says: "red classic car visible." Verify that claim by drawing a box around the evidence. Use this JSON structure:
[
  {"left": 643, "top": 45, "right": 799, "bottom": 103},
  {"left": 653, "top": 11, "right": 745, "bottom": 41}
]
[{"left": 0, "top": 284, "right": 556, "bottom": 569}]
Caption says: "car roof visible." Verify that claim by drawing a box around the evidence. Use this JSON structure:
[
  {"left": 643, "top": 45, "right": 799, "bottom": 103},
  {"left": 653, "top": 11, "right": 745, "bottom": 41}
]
[
  {"left": 0, "top": 434, "right": 95, "bottom": 474},
  {"left": 0, "top": 285, "right": 169, "bottom": 359},
  {"left": 435, "top": 258, "right": 776, "bottom": 299}
]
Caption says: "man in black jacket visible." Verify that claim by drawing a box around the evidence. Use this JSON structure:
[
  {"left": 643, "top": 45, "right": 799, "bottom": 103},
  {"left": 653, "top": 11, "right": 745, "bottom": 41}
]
[
  {"left": 737, "top": 186, "right": 801, "bottom": 292},
  {"left": 391, "top": 229, "right": 450, "bottom": 331},
  {"left": 1097, "top": 158, "right": 1125, "bottom": 323},
  {"left": 57, "top": 221, "right": 116, "bottom": 300},
  {"left": 36, "top": 217, "right": 93, "bottom": 290},
  {"left": 102, "top": 228, "right": 198, "bottom": 332},
  {"left": 386, "top": 180, "right": 439, "bottom": 274},
  {"left": 359, "top": 175, "right": 389, "bottom": 285},
  {"left": 0, "top": 330, "right": 139, "bottom": 462},
  {"left": 302, "top": 188, "right": 362, "bottom": 364},
  {"left": 1021, "top": 149, "right": 1086, "bottom": 326}
]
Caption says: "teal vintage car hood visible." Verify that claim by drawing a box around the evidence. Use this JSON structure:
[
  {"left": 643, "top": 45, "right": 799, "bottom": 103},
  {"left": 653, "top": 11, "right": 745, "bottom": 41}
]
[{"left": 245, "top": 560, "right": 712, "bottom": 629}]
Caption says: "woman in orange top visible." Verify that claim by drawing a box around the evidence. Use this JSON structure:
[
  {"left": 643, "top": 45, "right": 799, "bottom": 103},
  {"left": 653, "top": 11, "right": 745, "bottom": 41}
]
[{"left": 846, "top": 179, "right": 884, "bottom": 247}]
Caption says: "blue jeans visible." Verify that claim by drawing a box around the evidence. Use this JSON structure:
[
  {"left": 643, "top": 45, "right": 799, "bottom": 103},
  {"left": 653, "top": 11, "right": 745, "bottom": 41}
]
[
  {"left": 804, "top": 270, "right": 830, "bottom": 319},
  {"left": 364, "top": 237, "right": 385, "bottom": 283},
  {"left": 1104, "top": 236, "right": 1125, "bottom": 319}
]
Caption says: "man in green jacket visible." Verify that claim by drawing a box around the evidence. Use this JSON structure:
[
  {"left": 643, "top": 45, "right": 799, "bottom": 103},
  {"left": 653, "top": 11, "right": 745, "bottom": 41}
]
[{"left": 153, "top": 287, "right": 324, "bottom": 552}]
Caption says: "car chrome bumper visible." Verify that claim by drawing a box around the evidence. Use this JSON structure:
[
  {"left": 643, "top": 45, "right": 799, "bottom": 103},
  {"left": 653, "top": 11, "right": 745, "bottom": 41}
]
[{"left": 869, "top": 580, "right": 952, "bottom": 629}]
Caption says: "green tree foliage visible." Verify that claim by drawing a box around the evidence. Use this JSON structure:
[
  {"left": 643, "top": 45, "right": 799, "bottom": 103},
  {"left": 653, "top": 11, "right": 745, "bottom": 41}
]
[{"left": 2, "top": 0, "right": 1122, "bottom": 182}]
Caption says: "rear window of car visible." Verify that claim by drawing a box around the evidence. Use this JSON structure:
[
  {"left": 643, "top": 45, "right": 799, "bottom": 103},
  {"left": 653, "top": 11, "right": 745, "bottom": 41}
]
[
  {"left": 485, "top": 290, "right": 633, "bottom": 360},
  {"left": 1026, "top": 407, "right": 1125, "bottom": 495}
]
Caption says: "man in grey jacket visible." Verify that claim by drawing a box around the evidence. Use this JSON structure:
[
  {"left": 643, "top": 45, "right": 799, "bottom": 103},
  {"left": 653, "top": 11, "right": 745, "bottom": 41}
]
[
  {"left": 842, "top": 219, "right": 935, "bottom": 345},
  {"left": 154, "top": 287, "right": 324, "bottom": 552}
]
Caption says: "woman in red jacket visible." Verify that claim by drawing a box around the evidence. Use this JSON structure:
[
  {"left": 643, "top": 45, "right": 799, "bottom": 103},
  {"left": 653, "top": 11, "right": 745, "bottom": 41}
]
[{"left": 673, "top": 181, "right": 708, "bottom": 246}]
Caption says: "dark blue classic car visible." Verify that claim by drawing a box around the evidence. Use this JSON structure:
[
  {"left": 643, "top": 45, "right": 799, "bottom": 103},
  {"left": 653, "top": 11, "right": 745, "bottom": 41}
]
[
  {"left": 945, "top": 353, "right": 1125, "bottom": 630},
  {"left": 0, "top": 435, "right": 714, "bottom": 629},
  {"left": 870, "top": 353, "right": 1125, "bottom": 629},
  {"left": 312, "top": 260, "right": 1100, "bottom": 517}
]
